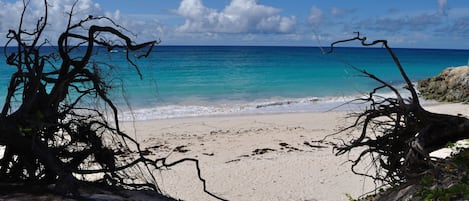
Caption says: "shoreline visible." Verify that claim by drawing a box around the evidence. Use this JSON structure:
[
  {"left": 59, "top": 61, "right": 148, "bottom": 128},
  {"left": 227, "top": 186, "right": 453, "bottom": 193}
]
[
  {"left": 119, "top": 96, "right": 443, "bottom": 122},
  {"left": 117, "top": 95, "right": 359, "bottom": 121},
  {"left": 119, "top": 102, "right": 469, "bottom": 201}
]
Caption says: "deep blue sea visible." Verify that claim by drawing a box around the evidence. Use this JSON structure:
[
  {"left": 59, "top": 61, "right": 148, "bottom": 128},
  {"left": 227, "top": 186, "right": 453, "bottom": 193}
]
[{"left": 1, "top": 46, "right": 468, "bottom": 120}]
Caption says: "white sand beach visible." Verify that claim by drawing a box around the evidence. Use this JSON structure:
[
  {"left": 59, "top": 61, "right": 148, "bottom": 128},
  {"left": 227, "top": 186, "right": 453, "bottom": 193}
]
[{"left": 118, "top": 103, "right": 469, "bottom": 201}]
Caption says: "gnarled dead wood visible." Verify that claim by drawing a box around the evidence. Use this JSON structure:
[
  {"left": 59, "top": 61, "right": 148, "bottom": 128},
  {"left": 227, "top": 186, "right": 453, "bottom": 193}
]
[
  {"left": 324, "top": 32, "right": 469, "bottom": 186},
  {"left": 0, "top": 1, "right": 225, "bottom": 200}
]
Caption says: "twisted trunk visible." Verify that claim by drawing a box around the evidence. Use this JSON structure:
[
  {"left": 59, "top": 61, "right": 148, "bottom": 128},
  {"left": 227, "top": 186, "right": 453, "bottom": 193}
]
[{"left": 325, "top": 33, "right": 469, "bottom": 185}]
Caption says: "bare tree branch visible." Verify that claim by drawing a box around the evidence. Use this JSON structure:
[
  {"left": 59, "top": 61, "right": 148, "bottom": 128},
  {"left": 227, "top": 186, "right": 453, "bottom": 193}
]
[
  {"left": 325, "top": 33, "right": 469, "bottom": 187},
  {"left": 0, "top": 1, "right": 225, "bottom": 200}
]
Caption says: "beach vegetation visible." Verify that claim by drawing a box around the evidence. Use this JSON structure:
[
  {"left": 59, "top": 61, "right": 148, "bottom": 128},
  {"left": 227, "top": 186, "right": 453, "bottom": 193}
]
[
  {"left": 0, "top": 0, "right": 225, "bottom": 200},
  {"left": 345, "top": 192, "right": 357, "bottom": 201}
]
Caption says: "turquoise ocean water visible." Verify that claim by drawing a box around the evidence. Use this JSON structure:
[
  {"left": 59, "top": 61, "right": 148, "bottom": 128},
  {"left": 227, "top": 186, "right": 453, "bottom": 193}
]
[{"left": 1, "top": 46, "right": 468, "bottom": 120}]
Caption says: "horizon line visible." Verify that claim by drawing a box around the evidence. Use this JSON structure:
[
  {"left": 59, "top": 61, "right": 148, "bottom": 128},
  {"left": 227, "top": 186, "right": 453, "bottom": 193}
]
[{"left": 2, "top": 45, "right": 468, "bottom": 51}]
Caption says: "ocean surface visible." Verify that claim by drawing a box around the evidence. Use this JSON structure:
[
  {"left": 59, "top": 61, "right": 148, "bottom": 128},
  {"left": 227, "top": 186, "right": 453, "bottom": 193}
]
[{"left": 0, "top": 46, "right": 468, "bottom": 120}]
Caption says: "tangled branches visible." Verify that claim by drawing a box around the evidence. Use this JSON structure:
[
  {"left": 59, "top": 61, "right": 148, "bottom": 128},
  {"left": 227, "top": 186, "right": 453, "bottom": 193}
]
[
  {"left": 324, "top": 33, "right": 469, "bottom": 186},
  {"left": 0, "top": 1, "right": 225, "bottom": 200}
]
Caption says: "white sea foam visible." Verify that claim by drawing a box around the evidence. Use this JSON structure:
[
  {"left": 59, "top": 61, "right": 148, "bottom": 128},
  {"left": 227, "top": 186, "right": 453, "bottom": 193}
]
[
  {"left": 0, "top": 145, "right": 4, "bottom": 159},
  {"left": 117, "top": 84, "right": 438, "bottom": 121},
  {"left": 118, "top": 95, "right": 369, "bottom": 121}
]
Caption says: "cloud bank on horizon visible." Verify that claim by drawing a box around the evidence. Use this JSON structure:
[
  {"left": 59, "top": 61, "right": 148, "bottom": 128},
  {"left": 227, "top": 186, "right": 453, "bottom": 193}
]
[{"left": 0, "top": 0, "right": 467, "bottom": 49}]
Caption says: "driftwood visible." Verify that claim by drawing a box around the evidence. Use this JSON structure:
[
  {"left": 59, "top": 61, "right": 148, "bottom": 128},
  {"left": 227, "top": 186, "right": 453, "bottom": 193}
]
[
  {"left": 0, "top": 1, "right": 225, "bottom": 200},
  {"left": 324, "top": 33, "right": 469, "bottom": 186}
]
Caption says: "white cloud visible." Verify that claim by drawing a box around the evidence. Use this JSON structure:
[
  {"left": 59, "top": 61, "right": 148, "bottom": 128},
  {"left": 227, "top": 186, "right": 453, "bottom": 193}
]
[
  {"left": 330, "top": 7, "right": 355, "bottom": 17},
  {"left": 437, "top": 0, "right": 448, "bottom": 16},
  {"left": 175, "top": 0, "right": 296, "bottom": 34},
  {"left": 0, "top": 0, "right": 102, "bottom": 44},
  {"left": 0, "top": 1, "right": 24, "bottom": 31},
  {"left": 308, "top": 6, "right": 323, "bottom": 26},
  {"left": 0, "top": 0, "right": 168, "bottom": 45}
]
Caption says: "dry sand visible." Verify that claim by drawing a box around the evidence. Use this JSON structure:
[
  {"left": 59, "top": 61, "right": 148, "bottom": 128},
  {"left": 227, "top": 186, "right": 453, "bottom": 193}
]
[{"left": 119, "top": 103, "right": 469, "bottom": 201}]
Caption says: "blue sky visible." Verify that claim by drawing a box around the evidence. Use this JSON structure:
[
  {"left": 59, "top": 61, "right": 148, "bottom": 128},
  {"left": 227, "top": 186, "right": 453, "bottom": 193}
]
[{"left": 0, "top": 0, "right": 468, "bottom": 49}]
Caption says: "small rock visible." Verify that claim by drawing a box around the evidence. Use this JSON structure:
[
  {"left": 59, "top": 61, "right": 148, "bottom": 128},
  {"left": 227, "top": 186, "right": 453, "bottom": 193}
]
[{"left": 418, "top": 66, "right": 469, "bottom": 103}]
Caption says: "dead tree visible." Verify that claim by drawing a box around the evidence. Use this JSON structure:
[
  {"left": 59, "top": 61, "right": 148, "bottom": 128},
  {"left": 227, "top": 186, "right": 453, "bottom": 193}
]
[
  {"left": 324, "top": 33, "right": 469, "bottom": 186},
  {"left": 0, "top": 1, "right": 225, "bottom": 200}
]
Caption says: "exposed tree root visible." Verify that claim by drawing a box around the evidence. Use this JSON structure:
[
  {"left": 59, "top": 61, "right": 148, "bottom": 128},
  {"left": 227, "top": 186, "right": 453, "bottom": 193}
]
[
  {"left": 0, "top": 1, "right": 225, "bottom": 200},
  {"left": 323, "top": 33, "right": 469, "bottom": 187}
]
